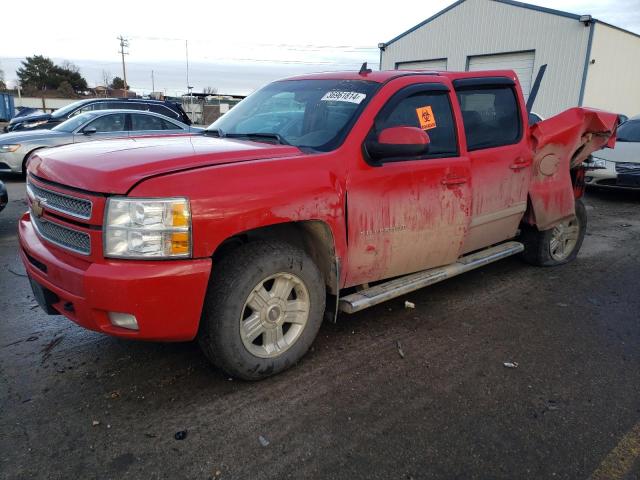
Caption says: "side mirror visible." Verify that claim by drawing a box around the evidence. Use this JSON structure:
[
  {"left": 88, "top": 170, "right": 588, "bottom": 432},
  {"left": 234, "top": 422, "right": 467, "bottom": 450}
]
[
  {"left": 83, "top": 127, "right": 97, "bottom": 135},
  {"left": 365, "top": 126, "right": 430, "bottom": 163}
]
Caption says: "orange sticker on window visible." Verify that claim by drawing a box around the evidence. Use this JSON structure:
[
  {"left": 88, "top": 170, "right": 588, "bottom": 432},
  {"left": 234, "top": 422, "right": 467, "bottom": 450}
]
[{"left": 416, "top": 106, "right": 437, "bottom": 130}]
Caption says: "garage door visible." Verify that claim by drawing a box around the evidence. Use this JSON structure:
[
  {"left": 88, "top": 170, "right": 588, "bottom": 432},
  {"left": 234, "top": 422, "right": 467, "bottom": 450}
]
[
  {"left": 396, "top": 58, "right": 448, "bottom": 71},
  {"left": 467, "top": 51, "right": 535, "bottom": 100}
]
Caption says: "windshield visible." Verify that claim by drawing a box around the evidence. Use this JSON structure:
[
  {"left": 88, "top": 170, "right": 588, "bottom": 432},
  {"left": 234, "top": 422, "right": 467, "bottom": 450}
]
[
  {"left": 51, "top": 100, "right": 93, "bottom": 119},
  {"left": 206, "top": 79, "right": 378, "bottom": 151},
  {"left": 616, "top": 120, "right": 640, "bottom": 142},
  {"left": 52, "top": 111, "right": 101, "bottom": 132}
]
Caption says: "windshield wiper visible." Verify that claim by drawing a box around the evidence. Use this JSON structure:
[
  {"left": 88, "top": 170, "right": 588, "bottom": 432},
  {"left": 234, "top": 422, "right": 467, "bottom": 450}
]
[{"left": 225, "top": 132, "right": 290, "bottom": 145}]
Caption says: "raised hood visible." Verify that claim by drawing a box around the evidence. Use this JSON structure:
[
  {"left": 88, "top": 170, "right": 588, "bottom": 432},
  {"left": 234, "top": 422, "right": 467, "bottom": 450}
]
[{"left": 28, "top": 135, "right": 304, "bottom": 194}]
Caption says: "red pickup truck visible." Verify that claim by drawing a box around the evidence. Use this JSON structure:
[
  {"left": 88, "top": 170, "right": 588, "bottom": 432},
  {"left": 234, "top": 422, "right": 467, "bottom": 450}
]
[{"left": 19, "top": 69, "right": 617, "bottom": 379}]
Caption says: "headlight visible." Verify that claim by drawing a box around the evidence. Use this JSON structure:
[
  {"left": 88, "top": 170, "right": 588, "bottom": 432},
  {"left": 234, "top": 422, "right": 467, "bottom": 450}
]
[
  {"left": 22, "top": 120, "right": 48, "bottom": 128},
  {"left": 585, "top": 157, "right": 608, "bottom": 170},
  {"left": 0, "top": 144, "right": 20, "bottom": 153},
  {"left": 104, "top": 197, "right": 191, "bottom": 259}
]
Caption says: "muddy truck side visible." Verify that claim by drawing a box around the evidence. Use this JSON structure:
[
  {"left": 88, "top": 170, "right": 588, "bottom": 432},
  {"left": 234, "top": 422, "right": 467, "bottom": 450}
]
[{"left": 19, "top": 69, "right": 618, "bottom": 379}]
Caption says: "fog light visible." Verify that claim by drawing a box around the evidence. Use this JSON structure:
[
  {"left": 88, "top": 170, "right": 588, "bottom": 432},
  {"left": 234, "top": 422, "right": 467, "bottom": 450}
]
[{"left": 108, "top": 312, "right": 139, "bottom": 330}]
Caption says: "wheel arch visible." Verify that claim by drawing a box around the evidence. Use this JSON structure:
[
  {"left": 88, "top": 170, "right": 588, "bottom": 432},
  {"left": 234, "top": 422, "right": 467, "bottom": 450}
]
[{"left": 211, "top": 220, "right": 339, "bottom": 295}]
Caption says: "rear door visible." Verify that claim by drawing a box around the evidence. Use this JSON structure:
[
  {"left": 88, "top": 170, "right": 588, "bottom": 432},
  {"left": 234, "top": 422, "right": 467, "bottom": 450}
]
[
  {"left": 453, "top": 77, "right": 531, "bottom": 254},
  {"left": 345, "top": 83, "right": 471, "bottom": 287}
]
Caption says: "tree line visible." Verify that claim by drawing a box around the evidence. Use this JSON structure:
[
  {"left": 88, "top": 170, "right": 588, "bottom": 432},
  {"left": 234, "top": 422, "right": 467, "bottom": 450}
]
[{"left": 0, "top": 56, "right": 128, "bottom": 97}]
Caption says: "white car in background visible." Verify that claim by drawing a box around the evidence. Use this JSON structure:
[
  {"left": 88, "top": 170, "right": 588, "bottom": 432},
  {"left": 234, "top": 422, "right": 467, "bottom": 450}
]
[{"left": 586, "top": 115, "right": 640, "bottom": 189}]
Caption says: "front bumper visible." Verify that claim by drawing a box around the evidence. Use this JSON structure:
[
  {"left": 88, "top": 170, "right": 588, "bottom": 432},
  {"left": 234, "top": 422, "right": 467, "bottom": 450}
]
[
  {"left": 585, "top": 161, "right": 640, "bottom": 189},
  {"left": 19, "top": 212, "right": 212, "bottom": 341},
  {"left": 0, "top": 151, "right": 22, "bottom": 173}
]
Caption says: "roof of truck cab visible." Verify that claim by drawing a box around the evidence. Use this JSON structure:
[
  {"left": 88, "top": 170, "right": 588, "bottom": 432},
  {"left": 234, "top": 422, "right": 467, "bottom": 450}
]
[{"left": 283, "top": 69, "right": 519, "bottom": 84}]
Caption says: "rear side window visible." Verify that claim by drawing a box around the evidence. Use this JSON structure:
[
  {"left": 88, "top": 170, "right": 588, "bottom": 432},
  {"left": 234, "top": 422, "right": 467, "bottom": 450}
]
[
  {"left": 375, "top": 91, "right": 458, "bottom": 157},
  {"left": 149, "top": 105, "right": 179, "bottom": 120},
  {"left": 131, "top": 114, "right": 181, "bottom": 131},
  {"left": 456, "top": 87, "right": 521, "bottom": 150}
]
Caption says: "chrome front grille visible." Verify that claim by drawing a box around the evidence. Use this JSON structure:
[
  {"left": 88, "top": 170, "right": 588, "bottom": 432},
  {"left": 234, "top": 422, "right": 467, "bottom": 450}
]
[
  {"left": 31, "top": 211, "right": 91, "bottom": 255},
  {"left": 615, "top": 162, "right": 640, "bottom": 174},
  {"left": 27, "top": 180, "right": 93, "bottom": 220}
]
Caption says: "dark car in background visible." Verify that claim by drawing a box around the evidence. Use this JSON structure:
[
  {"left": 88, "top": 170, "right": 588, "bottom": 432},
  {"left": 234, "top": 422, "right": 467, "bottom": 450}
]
[
  {"left": 0, "top": 180, "right": 7, "bottom": 212},
  {"left": 4, "top": 98, "right": 192, "bottom": 132}
]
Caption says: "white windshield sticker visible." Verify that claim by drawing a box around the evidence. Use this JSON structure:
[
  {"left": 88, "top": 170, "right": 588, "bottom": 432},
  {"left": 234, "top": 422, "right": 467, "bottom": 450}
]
[{"left": 321, "top": 91, "right": 366, "bottom": 104}]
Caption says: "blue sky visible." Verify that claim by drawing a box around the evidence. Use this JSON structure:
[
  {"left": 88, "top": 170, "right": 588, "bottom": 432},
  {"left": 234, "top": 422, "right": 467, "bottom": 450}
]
[{"left": 1, "top": 0, "right": 638, "bottom": 95}]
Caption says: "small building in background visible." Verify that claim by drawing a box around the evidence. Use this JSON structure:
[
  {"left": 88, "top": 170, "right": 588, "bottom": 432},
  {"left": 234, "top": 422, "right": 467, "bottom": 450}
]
[
  {"left": 181, "top": 93, "right": 246, "bottom": 125},
  {"left": 378, "top": 0, "right": 640, "bottom": 117}
]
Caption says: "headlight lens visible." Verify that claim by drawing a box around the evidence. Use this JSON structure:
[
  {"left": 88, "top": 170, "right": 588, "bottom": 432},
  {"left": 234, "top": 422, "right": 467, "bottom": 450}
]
[
  {"left": 104, "top": 197, "right": 191, "bottom": 258},
  {"left": 22, "top": 120, "right": 48, "bottom": 128},
  {"left": 0, "top": 144, "right": 20, "bottom": 153},
  {"left": 585, "top": 157, "right": 608, "bottom": 169}
]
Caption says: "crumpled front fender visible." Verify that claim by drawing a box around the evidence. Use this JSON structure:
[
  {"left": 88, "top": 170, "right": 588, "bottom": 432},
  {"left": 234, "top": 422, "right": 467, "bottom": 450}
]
[{"left": 526, "top": 108, "right": 618, "bottom": 230}]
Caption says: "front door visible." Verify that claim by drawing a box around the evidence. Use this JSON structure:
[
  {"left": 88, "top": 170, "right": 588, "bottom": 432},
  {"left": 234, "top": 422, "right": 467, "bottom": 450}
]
[
  {"left": 345, "top": 83, "right": 471, "bottom": 287},
  {"left": 73, "top": 113, "right": 129, "bottom": 143}
]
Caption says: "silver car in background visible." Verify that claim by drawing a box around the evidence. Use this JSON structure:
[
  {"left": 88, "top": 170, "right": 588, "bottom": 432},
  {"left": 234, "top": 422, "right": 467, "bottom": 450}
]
[
  {"left": 586, "top": 115, "right": 640, "bottom": 189},
  {"left": 0, "top": 109, "right": 203, "bottom": 175}
]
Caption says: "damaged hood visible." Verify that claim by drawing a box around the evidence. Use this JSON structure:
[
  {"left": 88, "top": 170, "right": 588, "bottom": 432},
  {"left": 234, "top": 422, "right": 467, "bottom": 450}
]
[{"left": 28, "top": 135, "right": 303, "bottom": 194}]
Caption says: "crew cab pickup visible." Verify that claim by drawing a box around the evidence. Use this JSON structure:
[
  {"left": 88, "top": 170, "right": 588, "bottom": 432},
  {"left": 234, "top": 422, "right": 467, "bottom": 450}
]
[{"left": 19, "top": 69, "right": 618, "bottom": 380}]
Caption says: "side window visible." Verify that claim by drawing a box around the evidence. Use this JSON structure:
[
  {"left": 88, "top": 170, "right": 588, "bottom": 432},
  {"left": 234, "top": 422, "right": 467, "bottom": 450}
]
[
  {"left": 131, "top": 114, "right": 178, "bottom": 131},
  {"left": 70, "top": 103, "right": 99, "bottom": 117},
  {"left": 84, "top": 113, "right": 127, "bottom": 132},
  {"left": 149, "top": 105, "right": 179, "bottom": 120},
  {"left": 374, "top": 90, "right": 458, "bottom": 157},
  {"left": 104, "top": 102, "right": 130, "bottom": 110},
  {"left": 456, "top": 87, "right": 521, "bottom": 150}
]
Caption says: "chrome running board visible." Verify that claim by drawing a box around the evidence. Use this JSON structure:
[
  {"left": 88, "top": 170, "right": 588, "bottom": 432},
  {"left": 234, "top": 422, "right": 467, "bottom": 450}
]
[{"left": 339, "top": 241, "right": 524, "bottom": 314}]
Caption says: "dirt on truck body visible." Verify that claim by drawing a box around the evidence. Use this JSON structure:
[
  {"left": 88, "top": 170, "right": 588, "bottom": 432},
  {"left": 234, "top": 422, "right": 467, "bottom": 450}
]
[{"left": 19, "top": 68, "right": 618, "bottom": 380}]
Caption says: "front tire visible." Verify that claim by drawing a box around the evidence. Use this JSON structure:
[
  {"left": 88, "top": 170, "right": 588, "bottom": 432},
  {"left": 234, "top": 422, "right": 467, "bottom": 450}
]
[
  {"left": 520, "top": 198, "right": 587, "bottom": 266},
  {"left": 198, "top": 240, "right": 325, "bottom": 380}
]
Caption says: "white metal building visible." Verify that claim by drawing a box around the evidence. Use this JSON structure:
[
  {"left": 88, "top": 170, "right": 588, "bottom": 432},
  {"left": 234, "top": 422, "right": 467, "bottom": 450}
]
[{"left": 379, "top": 0, "right": 640, "bottom": 118}]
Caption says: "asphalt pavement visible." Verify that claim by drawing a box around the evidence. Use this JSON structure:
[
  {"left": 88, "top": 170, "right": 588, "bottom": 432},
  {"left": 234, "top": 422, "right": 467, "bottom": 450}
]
[{"left": 0, "top": 174, "right": 639, "bottom": 480}]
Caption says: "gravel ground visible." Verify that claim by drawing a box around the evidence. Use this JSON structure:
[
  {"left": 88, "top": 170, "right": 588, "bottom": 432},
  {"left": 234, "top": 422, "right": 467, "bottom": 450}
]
[{"left": 1, "top": 175, "right": 639, "bottom": 480}]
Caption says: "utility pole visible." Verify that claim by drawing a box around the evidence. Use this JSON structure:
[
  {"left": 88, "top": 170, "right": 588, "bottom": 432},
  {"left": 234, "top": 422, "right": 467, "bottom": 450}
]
[
  {"left": 185, "top": 40, "right": 194, "bottom": 122},
  {"left": 117, "top": 35, "right": 129, "bottom": 94},
  {"left": 151, "top": 70, "right": 155, "bottom": 93}
]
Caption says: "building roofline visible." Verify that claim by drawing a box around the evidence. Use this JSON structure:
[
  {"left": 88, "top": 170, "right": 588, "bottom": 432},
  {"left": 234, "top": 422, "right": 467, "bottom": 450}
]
[
  {"left": 381, "top": 0, "right": 640, "bottom": 48},
  {"left": 594, "top": 19, "right": 640, "bottom": 40}
]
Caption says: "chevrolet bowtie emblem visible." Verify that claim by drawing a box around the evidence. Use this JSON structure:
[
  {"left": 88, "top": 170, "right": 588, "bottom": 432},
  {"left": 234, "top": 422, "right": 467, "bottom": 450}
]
[{"left": 32, "top": 196, "right": 46, "bottom": 218}]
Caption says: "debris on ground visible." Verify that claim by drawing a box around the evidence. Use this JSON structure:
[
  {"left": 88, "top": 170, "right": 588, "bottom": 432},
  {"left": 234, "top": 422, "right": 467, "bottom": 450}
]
[
  {"left": 258, "top": 435, "right": 270, "bottom": 447},
  {"left": 503, "top": 361, "right": 519, "bottom": 369},
  {"left": 40, "top": 336, "right": 64, "bottom": 364},
  {"left": 92, "top": 420, "right": 100, "bottom": 427},
  {"left": 174, "top": 430, "right": 188, "bottom": 440},
  {"left": 620, "top": 223, "right": 632, "bottom": 228},
  {"left": 396, "top": 340, "right": 405, "bottom": 359},
  {"left": 7, "top": 268, "right": 27, "bottom": 277},
  {"left": 404, "top": 301, "right": 416, "bottom": 309},
  {"left": 557, "top": 303, "right": 568, "bottom": 307}
]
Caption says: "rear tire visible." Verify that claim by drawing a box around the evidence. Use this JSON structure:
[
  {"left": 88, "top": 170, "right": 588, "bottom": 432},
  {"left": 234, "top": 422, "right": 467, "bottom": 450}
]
[
  {"left": 520, "top": 198, "right": 587, "bottom": 266},
  {"left": 198, "top": 240, "right": 325, "bottom": 380}
]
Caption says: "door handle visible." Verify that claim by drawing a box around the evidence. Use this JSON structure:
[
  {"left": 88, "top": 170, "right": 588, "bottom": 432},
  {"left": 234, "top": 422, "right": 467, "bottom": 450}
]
[{"left": 441, "top": 176, "right": 467, "bottom": 186}]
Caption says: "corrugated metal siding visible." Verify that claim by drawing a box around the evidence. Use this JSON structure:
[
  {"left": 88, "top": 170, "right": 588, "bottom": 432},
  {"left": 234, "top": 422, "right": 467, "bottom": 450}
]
[
  {"left": 467, "top": 51, "right": 535, "bottom": 99},
  {"left": 582, "top": 23, "right": 640, "bottom": 117},
  {"left": 396, "top": 58, "right": 448, "bottom": 70},
  {"left": 381, "top": 0, "right": 591, "bottom": 117}
]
